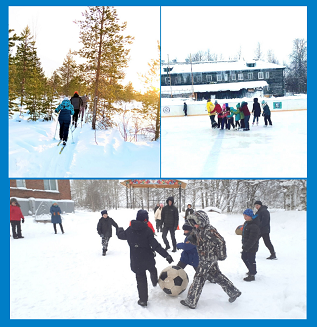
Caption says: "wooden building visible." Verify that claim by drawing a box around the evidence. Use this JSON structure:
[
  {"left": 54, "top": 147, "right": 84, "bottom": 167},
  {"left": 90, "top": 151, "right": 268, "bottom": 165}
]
[{"left": 161, "top": 59, "right": 285, "bottom": 100}]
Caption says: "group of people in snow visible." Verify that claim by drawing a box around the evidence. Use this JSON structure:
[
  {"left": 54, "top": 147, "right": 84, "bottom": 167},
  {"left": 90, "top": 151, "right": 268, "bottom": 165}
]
[
  {"left": 55, "top": 92, "right": 89, "bottom": 146},
  {"left": 92, "top": 197, "right": 276, "bottom": 309},
  {"left": 201, "top": 98, "right": 273, "bottom": 131}
]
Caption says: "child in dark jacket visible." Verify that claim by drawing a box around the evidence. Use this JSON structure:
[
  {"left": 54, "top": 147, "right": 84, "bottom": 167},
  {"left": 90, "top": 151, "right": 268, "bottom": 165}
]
[
  {"left": 241, "top": 208, "right": 261, "bottom": 281},
  {"left": 97, "top": 210, "right": 118, "bottom": 256},
  {"left": 50, "top": 202, "right": 64, "bottom": 234},
  {"left": 261, "top": 100, "right": 273, "bottom": 126},
  {"left": 55, "top": 97, "right": 74, "bottom": 146},
  {"left": 117, "top": 210, "right": 173, "bottom": 307}
]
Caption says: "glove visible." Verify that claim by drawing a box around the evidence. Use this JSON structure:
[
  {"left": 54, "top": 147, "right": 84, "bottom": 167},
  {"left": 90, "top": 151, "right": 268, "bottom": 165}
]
[
  {"left": 22, "top": 219, "right": 24, "bottom": 223},
  {"left": 166, "top": 255, "right": 174, "bottom": 264}
]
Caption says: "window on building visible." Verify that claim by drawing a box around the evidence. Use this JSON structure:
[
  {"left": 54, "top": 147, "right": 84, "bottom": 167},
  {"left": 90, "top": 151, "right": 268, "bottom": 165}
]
[
  {"left": 265, "top": 72, "right": 270, "bottom": 79},
  {"left": 44, "top": 180, "right": 58, "bottom": 191},
  {"left": 175, "top": 76, "right": 182, "bottom": 84},
  {"left": 248, "top": 72, "right": 253, "bottom": 80},
  {"left": 231, "top": 74, "right": 236, "bottom": 81},
  {"left": 16, "top": 180, "right": 26, "bottom": 188},
  {"left": 195, "top": 75, "right": 202, "bottom": 83},
  {"left": 217, "top": 74, "right": 222, "bottom": 82},
  {"left": 238, "top": 73, "right": 244, "bottom": 80},
  {"left": 224, "top": 74, "right": 228, "bottom": 81},
  {"left": 206, "top": 75, "right": 212, "bottom": 82},
  {"left": 258, "top": 72, "right": 264, "bottom": 79},
  {"left": 165, "top": 77, "right": 171, "bottom": 84}
]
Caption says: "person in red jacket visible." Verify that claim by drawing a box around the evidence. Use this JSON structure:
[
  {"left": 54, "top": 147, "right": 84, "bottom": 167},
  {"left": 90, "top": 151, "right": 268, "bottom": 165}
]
[
  {"left": 240, "top": 101, "right": 251, "bottom": 131},
  {"left": 10, "top": 198, "right": 25, "bottom": 239},
  {"left": 214, "top": 100, "right": 222, "bottom": 128}
]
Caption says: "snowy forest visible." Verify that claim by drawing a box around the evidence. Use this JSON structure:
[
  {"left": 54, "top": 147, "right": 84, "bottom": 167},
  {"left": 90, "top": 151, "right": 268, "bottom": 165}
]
[
  {"left": 70, "top": 179, "right": 306, "bottom": 213},
  {"left": 175, "top": 38, "right": 307, "bottom": 94},
  {"left": 8, "top": 6, "right": 160, "bottom": 141}
]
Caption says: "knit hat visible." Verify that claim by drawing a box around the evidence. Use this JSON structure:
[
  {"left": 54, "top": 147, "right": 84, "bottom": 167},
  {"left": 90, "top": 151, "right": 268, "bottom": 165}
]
[
  {"left": 182, "top": 224, "right": 193, "bottom": 231},
  {"left": 243, "top": 208, "right": 254, "bottom": 218},
  {"left": 236, "top": 103, "right": 241, "bottom": 109},
  {"left": 215, "top": 100, "right": 218, "bottom": 104},
  {"left": 101, "top": 210, "right": 108, "bottom": 215},
  {"left": 254, "top": 201, "right": 262, "bottom": 206},
  {"left": 261, "top": 100, "right": 266, "bottom": 104},
  {"left": 64, "top": 97, "right": 69, "bottom": 101},
  {"left": 74, "top": 91, "right": 79, "bottom": 95},
  {"left": 136, "top": 209, "right": 149, "bottom": 222},
  {"left": 222, "top": 104, "right": 226, "bottom": 109}
]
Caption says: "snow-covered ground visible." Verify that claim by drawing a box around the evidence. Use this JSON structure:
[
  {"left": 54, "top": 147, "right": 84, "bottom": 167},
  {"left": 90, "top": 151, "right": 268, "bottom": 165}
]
[
  {"left": 161, "top": 111, "right": 307, "bottom": 178},
  {"left": 9, "top": 113, "right": 160, "bottom": 178},
  {"left": 10, "top": 208, "right": 306, "bottom": 319}
]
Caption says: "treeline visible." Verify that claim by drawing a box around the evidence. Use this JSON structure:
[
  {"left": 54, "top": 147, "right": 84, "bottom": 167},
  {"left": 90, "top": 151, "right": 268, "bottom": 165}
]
[
  {"left": 71, "top": 179, "right": 306, "bottom": 213},
  {"left": 9, "top": 6, "right": 160, "bottom": 140},
  {"left": 179, "top": 38, "right": 307, "bottom": 95}
]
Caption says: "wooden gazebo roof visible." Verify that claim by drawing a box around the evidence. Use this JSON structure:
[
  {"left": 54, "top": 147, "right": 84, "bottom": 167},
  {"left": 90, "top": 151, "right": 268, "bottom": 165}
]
[{"left": 120, "top": 179, "right": 187, "bottom": 189}]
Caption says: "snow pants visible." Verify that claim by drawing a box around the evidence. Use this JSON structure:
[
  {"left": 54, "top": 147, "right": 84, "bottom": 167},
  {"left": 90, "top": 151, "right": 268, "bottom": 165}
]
[
  {"left": 79, "top": 105, "right": 86, "bottom": 121},
  {"left": 244, "top": 115, "right": 250, "bottom": 130},
  {"left": 264, "top": 115, "right": 272, "bottom": 126},
  {"left": 73, "top": 109, "right": 80, "bottom": 124},
  {"left": 260, "top": 233, "right": 275, "bottom": 255},
  {"left": 241, "top": 251, "right": 257, "bottom": 275},
  {"left": 184, "top": 109, "right": 187, "bottom": 116},
  {"left": 101, "top": 236, "right": 110, "bottom": 250},
  {"left": 235, "top": 120, "right": 241, "bottom": 128},
  {"left": 253, "top": 115, "right": 259, "bottom": 123},
  {"left": 183, "top": 260, "right": 241, "bottom": 308},
  {"left": 226, "top": 117, "right": 235, "bottom": 130},
  {"left": 135, "top": 265, "right": 158, "bottom": 302},
  {"left": 59, "top": 120, "right": 70, "bottom": 141},
  {"left": 53, "top": 223, "right": 64, "bottom": 234},
  {"left": 156, "top": 220, "right": 162, "bottom": 232},
  {"left": 240, "top": 119, "right": 245, "bottom": 129},
  {"left": 10, "top": 220, "right": 22, "bottom": 238},
  {"left": 218, "top": 117, "right": 223, "bottom": 128},
  {"left": 221, "top": 118, "right": 226, "bottom": 129},
  {"left": 162, "top": 227, "right": 177, "bottom": 249}
]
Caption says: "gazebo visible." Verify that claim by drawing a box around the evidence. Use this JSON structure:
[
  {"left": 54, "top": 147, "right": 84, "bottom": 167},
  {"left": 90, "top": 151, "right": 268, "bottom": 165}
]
[{"left": 120, "top": 179, "right": 187, "bottom": 212}]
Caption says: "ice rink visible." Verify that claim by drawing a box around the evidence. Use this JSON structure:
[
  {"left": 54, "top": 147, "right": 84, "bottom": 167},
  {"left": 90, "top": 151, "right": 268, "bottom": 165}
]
[{"left": 161, "top": 110, "right": 307, "bottom": 178}]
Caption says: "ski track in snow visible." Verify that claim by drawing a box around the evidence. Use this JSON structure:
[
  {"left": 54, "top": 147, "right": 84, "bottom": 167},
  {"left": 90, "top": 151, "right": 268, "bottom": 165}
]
[
  {"left": 161, "top": 111, "right": 307, "bottom": 178},
  {"left": 9, "top": 116, "right": 160, "bottom": 177},
  {"left": 10, "top": 209, "right": 306, "bottom": 319}
]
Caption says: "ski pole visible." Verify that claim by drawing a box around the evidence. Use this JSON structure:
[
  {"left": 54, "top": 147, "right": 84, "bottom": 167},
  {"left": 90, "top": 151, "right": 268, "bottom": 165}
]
[
  {"left": 71, "top": 125, "right": 74, "bottom": 144},
  {"left": 53, "top": 118, "right": 59, "bottom": 140}
]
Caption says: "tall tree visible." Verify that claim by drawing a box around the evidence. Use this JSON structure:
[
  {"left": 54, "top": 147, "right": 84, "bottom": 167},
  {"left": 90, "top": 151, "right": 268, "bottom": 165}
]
[
  {"left": 75, "top": 6, "right": 133, "bottom": 129},
  {"left": 57, "top": 50, "right": 78, "bottom": 96},
  {"left": 254, "top": 42, "right": 264, "bottom": 60}
]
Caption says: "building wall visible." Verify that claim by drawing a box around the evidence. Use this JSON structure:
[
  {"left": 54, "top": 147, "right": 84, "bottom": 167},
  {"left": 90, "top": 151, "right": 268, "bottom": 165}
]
[{"left": 10, "top": 179, "right": 71, "bottom": 200}]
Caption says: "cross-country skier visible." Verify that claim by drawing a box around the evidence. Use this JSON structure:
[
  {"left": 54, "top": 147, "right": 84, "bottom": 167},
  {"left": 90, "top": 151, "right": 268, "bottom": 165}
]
[
  {"left": 97, "top": 210, "right": 118, "bottom": 256},
  {"left": 180, "top": 210, "right": 241, "bottom": 309},
  {"left": 70, "top": 91, "right": 83, "bottom": 128},
  {"left": 117, "top": 209, "right": 174, "bottom": 307},
  {"left": 55, "top": 97, "right": 74, "bottom": 146},
  {"left": 79, "top": 94, "right": 89, "bottom": 122}
]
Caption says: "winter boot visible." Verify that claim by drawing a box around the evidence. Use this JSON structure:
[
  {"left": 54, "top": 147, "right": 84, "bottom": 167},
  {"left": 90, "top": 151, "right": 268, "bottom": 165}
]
[
  {"left": 18, "top": 235, "right": 24, "bottom": 239},
  {"left": 172, "top": 248, "right": 177, "bottom": 252},
  {"left": 165, "top": 245, "right": 170, "bottom": 250},
  {"left": 180, "top": 300, "right": 195, "bottom": 309},
  {"left": 13, "top": 235, "right": 19, "bottom": 239},
  {"left": 138, "top": 300, "right": 147, "bottom": 307},
  {"left": 102, "top": 249, "right": 107, "bottom": 256},
  {"left": 229, "top": 291, "right": 242, "bottom": 303},
  {"left": 267, "top": 253, "right": 277, "bottom": 260},
  {"left": 243, "top": 275, "right": 255, "bottom": 282}
]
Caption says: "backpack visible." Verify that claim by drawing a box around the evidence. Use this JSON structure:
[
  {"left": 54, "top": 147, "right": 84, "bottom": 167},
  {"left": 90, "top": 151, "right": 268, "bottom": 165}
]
[{"left": 211, "top": 228, "right": 227, "bottom": 261}]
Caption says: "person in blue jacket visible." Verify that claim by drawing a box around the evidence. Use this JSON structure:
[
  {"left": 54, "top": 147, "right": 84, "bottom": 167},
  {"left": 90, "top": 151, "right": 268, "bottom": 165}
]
[
  {"left": 55, "top": 97, "right": 74, "bottom": 146},
  {"left": 261, "top": 100, "right": 273, "bottom": 126},
  {"left": 50, "top": 202, "right": 64, "bottom": 234}
]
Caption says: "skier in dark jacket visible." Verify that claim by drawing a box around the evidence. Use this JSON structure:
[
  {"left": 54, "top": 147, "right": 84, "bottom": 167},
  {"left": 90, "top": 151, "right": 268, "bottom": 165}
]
[
  {"left": 252, "top": 98, "right": 261, "bottom": 125},
  {"left": 70, "top": 91, "right": 83, "bottom": 128},
  {"left": 240, "top": 101, "right": 251, "bottom": 131},
  {"left": 184, "top": 204, "right": 194, "bottom": 222},
  {"left": 161, "top": 196, "right": 179, "bottom": 252},
  {"left": 261, "top": 100, "right": 273, "bottom": 126},
  {"left": 55, "top": 97, "right": 74, "bottom": 146},
  {"left": 254, "top": 201, "right": 276, "bottom": 259},
  {"left": 50, "top": 202, "right": 64, "bottom": 234},
  {"left": 117, "top": 209, "right": 174, "bottom": 307},
  {"left": 97, "top": 210, "right": 118, "bottom": 256},
  {"left": 180, "top": 211, "right": 241, "bottom": 309}
]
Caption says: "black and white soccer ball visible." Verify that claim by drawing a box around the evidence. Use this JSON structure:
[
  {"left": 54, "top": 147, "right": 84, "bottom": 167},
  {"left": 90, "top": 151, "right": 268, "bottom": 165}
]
[{"left": 158, "top": 265, "right": 189, "bottom": 297}]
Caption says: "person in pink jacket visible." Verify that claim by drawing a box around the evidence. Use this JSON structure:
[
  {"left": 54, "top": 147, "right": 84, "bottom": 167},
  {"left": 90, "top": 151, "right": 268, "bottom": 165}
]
[{"left": 10, "top": 198, "right": 25, "bottom": 239}]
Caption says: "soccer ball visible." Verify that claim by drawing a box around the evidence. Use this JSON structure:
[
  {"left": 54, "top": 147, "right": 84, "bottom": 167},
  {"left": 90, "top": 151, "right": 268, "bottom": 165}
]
[{"left": 158, "top": 265, "right": 189, "bottom": 297}]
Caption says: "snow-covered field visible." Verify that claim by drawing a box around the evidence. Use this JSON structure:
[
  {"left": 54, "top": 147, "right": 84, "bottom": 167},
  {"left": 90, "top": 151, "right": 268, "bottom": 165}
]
[
  {"left": 10, "top": 209, "right": 306, "bottom": 319},
  {"left": 9, "top": 113, "right": 160, "bottom": 178},
  {"left": 161, "top": 110, "right": 307, "bottom": 178}
]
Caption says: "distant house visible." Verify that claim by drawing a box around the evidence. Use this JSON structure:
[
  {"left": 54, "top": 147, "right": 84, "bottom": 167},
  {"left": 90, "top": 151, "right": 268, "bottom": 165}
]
[
  {"left": 161, "top": 60, "right": 285, "bottom": 100},
  {"left": 10, "top": 179, "right": 74, "bottom": 217}
]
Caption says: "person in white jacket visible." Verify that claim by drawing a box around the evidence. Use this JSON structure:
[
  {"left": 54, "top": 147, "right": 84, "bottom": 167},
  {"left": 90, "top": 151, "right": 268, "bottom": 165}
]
[{"left": 154, "top": 203, "right": 163, "bottom": 233}]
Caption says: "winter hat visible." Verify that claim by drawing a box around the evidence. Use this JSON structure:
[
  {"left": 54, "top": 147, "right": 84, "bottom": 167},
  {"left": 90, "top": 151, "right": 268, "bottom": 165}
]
[
  {"left": 222, "top": 104, "right": 226, "bottom": 109},
  {"left": 160, "top": 203, "right": 164, "bottom": 207},
  {"left": 74, "top": 91, "right": 79, "bottom": 95},
  {"left": 254, "top": 201, "right": 262, "bottom": 206},
  {"left": 261, "top": 100, "right": 266, "bottom": 105},
  {"left": 182, "top": 224, "right": 193, "bottom": 231},
  {"left": 254, "top": 98, "right": 258, "bottom": 103},
  {"left": 188, "top": 210, "right": 210, "bottom": 228},
  {"left": 236, "top": 103, "right": 241, "bottom": 109},
  {"left": 10, "top": 198, "right": 18, "bottom": 205},
  {"left": 243, "top": 208, "right": 254, "bottom": 218},
  {"left": 101, "top": 210, "right": 108, "bottom": 216},
  {"left": 136, "top": 209, "right": 149, "bottom": 222},
  {"left": 215, "top": 100, "right": 218, "bottom": 104}
]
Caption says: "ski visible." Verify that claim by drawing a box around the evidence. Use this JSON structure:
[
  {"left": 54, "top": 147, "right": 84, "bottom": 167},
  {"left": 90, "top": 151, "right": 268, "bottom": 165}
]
[
  {"left": 59, "top": 145, "right": 66, "bottom": 154},
  {"left": 57, "top": 140, "right": 62, "bottom": 146}
]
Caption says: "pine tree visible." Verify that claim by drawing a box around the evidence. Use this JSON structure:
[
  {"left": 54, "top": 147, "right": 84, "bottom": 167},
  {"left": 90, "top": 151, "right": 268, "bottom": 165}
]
[{"left": 75, "top": 6, "right": 133, "bottom": 129}]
